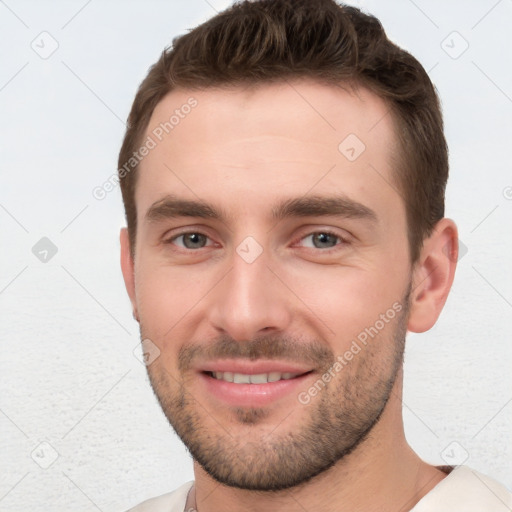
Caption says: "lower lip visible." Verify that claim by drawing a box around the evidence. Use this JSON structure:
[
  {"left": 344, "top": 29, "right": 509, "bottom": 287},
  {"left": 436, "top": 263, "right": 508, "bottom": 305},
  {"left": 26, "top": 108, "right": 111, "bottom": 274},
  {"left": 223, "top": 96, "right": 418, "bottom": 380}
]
[{"left": 199, "top": 372, "right": 313, "bottom": 407}]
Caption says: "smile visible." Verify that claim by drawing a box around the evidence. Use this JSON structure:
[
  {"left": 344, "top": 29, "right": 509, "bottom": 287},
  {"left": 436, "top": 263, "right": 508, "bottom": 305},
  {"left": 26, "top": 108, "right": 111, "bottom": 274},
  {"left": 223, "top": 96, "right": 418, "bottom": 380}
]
[
  {"left": 200, "top": 366, "right": 314, "bottom": 407},
  {"left": 209, "top": 371, "right": 302, "bottom": 384}
]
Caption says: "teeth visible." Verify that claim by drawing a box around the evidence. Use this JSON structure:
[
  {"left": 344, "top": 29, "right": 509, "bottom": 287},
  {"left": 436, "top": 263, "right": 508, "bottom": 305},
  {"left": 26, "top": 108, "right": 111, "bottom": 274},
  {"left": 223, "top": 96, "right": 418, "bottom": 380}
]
[
  {"left": 211, "top": 371, "right": 300, "bottom": 384},
  {"left": 267, "top": 372, "right": 281, "bottom": 382},
  {"left": 250, "top": 373, "right": 268, "bottom": 384},
  {"left": 233, "top": 373, "right": 251, "bottom": 384}
]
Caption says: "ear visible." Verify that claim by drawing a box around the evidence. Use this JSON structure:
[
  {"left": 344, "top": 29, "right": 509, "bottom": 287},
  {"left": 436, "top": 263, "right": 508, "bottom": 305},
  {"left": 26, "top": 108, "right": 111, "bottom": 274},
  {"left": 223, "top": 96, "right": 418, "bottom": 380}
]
[
  {"left": 407, "top": 218, "right": 458, "bottom": 333},
  {"left": 120, "top": 228, "right": 139, "bottom": 322}
]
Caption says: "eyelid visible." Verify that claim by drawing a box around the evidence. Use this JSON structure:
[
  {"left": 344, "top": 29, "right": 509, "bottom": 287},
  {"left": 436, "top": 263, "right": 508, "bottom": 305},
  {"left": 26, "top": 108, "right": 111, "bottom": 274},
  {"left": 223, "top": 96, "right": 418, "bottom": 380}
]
[
  {"left": 163, "top": 227, "right": 217, "bottom": 247},
  {"left": 291, "top": 227, "right": 351, "bottom": 247},
  {"left": 161, "top": 226, "right": 351, "bottom": 251},
  {"left": 172, "top": 233, "right": 214, "bottom": 248}
]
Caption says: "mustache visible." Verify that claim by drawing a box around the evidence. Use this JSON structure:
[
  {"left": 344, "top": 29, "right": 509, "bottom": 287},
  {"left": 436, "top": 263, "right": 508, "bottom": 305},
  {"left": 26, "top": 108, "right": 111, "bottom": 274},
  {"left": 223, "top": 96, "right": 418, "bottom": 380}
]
[{"left": 178, "top": 333, "right": 334, "bottom": 372}]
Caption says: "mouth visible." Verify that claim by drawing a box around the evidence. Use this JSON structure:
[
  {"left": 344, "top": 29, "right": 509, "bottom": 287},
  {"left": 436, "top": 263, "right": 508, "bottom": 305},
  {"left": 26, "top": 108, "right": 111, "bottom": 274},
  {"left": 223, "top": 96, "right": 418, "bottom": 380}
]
[
  {"left": 197, "top": 361, "right": 315, "bottom": 407},
  {"left": 207, "top": 371, "right": 305, "bottom": 384}
]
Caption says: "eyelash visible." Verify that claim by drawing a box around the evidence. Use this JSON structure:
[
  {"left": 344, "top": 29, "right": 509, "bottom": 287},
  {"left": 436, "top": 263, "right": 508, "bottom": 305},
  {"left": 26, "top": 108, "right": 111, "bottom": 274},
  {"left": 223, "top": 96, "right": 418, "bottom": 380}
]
[
  {"left": 166, "top": 231, "right": 216, "bottom": 250},
  {"left": 293, "top": 230, "right": 349, "bottom": 252},
  {"left": 164, "top": 229, "right": 349, "bottom": 253}
]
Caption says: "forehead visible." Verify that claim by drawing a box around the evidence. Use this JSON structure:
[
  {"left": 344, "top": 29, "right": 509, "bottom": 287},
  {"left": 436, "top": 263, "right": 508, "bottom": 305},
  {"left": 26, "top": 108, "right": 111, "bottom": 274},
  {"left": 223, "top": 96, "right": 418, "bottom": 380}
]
[{"left": 136, "top": 80, "right": 401, "bottom": 224}]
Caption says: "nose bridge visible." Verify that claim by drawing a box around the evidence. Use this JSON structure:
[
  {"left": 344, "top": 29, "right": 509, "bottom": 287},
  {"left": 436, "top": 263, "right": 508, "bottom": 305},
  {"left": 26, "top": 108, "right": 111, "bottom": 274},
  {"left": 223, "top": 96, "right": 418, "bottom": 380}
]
[{"left": 207, "top": 239, "right": 292, "bottom": 340}]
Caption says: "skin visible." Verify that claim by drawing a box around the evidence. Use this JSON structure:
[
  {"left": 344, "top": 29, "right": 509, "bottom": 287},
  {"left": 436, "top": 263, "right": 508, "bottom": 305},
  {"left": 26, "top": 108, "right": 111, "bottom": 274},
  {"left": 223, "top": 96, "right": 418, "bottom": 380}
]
[{"left": 120, "top": 80, "right": 458, "bottom": 512}]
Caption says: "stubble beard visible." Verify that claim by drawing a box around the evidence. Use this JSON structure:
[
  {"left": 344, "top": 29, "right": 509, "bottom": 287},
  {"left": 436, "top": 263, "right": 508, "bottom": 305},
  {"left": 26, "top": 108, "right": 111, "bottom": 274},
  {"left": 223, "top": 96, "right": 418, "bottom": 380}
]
[{"left": 143, "top": 289, "right": 410, "bottom": 491}]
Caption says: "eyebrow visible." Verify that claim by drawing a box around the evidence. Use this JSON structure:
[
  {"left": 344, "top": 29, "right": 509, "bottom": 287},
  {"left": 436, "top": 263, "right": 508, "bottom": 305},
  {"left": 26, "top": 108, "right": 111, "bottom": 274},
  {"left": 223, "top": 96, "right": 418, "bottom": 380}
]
[
  {"left": 145, "top": 196, "right": 222, "bottom": 223},
  {"left": 272, "top": 195, "right": 377, "bottom": 223},
  {"left": 144, "top": 194, "right": 377, "bottom": 225}
]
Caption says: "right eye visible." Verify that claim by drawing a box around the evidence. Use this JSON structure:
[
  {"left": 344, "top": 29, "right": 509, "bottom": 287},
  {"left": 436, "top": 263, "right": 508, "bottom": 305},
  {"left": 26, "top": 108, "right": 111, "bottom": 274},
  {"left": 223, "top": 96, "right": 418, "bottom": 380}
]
[{"left": 166, "top": 232, "right": 213, "bottom": 250}]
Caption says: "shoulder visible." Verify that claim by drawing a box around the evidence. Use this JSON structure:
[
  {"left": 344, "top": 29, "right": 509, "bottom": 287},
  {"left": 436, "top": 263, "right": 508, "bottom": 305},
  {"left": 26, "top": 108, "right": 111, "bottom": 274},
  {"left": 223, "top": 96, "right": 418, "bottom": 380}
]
[
  {"left": 412, "top": 466, "right": 512, "bottom": 511},
  {"left": 125, "top": 481, "right": 194, "bottom": 512}
]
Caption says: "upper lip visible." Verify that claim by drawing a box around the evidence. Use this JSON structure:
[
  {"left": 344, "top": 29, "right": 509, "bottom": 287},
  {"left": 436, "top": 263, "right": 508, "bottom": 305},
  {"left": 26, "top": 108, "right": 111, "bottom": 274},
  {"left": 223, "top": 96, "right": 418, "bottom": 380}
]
[{"left": 198, "top": 359, "right": 313, "bottom": 375}]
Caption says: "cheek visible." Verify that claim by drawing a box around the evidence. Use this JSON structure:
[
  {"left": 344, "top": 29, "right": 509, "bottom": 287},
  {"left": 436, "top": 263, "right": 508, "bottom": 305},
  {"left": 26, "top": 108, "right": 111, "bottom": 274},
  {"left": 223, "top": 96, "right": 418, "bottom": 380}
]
[
  {"left": 134, "top": 261, "right": 206, "bottom": 341},
  {"left": 285, "top": 263, "right": 406, "bottom": 345}
]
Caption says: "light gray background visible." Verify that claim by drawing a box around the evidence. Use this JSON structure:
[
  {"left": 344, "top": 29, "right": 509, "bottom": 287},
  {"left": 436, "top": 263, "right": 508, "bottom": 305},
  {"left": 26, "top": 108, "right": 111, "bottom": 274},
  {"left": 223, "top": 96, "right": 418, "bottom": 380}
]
[{"left": 1, "top": 0, "right": 511, "bottom": 510}]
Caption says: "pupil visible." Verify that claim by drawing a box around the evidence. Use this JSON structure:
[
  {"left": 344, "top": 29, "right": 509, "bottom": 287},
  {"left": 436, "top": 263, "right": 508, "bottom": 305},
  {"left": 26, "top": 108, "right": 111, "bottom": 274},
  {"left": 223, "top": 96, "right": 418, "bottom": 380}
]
[
  {"left": 314, "top": 233, "right": 336, "bottom": 248},
  {"left": 185, "top": 233, "right": 205, "bottom": 248}
]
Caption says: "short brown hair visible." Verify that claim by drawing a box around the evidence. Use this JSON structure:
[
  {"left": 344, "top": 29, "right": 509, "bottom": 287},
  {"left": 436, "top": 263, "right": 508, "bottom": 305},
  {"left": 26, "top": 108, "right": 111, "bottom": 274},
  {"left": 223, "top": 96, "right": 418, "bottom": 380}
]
[{"left": 118, "top": 0, "right": 448, "bottom": 263}]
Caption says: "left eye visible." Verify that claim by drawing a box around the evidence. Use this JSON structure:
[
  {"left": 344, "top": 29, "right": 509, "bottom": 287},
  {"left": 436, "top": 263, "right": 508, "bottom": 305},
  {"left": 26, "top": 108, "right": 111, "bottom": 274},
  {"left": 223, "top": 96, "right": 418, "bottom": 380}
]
[
  {"left": 299, "top": 232, "right": 343, "bottom": 249},
  {"left": 170, "top": 232, "right": 212, "bottom": 249}
]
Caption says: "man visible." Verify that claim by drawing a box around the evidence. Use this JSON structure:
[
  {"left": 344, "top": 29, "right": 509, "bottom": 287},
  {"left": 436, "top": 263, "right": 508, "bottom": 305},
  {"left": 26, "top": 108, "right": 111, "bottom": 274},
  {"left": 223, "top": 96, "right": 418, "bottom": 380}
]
[{"left": 118, "top": 0, "right": 512, "bottom": 510}]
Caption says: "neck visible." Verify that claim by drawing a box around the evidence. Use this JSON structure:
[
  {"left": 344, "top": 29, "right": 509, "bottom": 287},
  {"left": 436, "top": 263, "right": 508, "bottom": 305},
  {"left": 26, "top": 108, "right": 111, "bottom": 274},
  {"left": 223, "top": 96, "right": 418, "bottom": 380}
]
[{"left": 190, "top": 370, "right": 446, "bottom": 512}]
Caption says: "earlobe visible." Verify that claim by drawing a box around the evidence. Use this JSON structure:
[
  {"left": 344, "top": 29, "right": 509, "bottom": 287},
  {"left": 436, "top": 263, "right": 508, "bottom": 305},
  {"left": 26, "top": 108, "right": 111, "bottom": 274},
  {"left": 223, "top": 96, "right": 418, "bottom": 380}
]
[
  {"left": 120, "top": 228, "right": 139, "bottom": 322},
  {"left": 407, "top": 218, "right": 459, "bottom": 333}
]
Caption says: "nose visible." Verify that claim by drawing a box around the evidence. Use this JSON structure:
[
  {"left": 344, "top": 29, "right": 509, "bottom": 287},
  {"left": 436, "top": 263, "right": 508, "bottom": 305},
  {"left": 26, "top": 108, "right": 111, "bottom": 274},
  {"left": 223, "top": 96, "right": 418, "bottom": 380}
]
[{"left": 207, "top": 242, "right": 293, "bottom": 342}]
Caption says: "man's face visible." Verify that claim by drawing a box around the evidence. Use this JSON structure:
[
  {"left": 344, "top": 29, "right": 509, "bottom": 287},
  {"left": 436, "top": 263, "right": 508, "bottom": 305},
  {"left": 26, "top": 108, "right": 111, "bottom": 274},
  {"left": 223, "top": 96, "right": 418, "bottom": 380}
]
[{"left": 124, "top": 81, "right": 415, "bottom": 490}]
